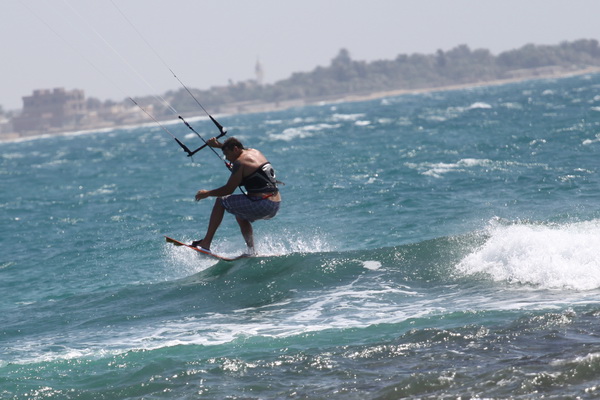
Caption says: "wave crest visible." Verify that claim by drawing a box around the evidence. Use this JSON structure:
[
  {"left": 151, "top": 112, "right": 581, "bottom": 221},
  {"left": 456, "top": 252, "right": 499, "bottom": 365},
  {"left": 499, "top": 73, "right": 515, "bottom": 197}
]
[{"left": 457, "top": 219, "right": 600, "bottom": 290}]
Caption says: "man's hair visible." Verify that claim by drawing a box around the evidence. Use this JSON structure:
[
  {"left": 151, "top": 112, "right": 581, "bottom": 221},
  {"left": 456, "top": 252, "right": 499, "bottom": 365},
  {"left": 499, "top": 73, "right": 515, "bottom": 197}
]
[{"left": 222, "top": 137, "right": 244, "bottom": 151}]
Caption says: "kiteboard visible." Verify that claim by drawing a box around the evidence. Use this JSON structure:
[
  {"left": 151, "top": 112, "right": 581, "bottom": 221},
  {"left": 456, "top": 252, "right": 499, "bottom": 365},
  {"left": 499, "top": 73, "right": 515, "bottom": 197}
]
[{"left": 165, "top": 236, "right": 250, "bottom": 262}]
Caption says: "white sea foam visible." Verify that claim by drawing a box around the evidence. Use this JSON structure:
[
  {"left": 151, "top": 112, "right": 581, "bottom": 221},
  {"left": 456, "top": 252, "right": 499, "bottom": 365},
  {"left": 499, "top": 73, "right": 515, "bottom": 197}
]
[
  {"left": 362, "top": 260, "right": 382, "bottom": 270},
  {"left": 267, "top": 123, "right": 340, "bottom": 141},
  {"left": 164, "top": 229, "right": 334, "bottom": 278},
  {"left": 501, "top": 102, "right": 524, "bottom": 110},
  {"left": 163, "top": 237, "right": 218, "bottom": 276},
  {"left": 331, "top": 113, "right": 365, "bottom": 122},
  {"left": 257, "top": 229, "right": 333, "bottom": 256},
  {"left": 407, "top": 158, "right": 495, "bottom": 178},
  {"left": 457, "top": 219, "right": 600, "bottom": 290},
  {"left": 550, "top": 351, "right": 600, "bottom": 367},
  {"left": 0, "top": 152, "right": 26, "bottom": 159},
  {"left": 9, "top": 274, "right": 429, "bottom": 366},
  {"left": 582, "top": 133, "right": 600, "bottom": 145},
  {"left": 468, "top": 102, "right": 492, "bottom": 109},
  {"left": 407, "top": 158, "right": 552, "bottom": 178}
]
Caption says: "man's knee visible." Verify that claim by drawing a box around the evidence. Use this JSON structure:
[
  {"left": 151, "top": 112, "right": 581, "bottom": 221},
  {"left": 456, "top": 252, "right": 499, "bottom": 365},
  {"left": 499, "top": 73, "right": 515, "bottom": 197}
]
[
  {"left": 213, "top": 198, "right": 224, "bottom": 210},
  {"left": 236, "top": 215, "right": 250, "bottom": 225}
]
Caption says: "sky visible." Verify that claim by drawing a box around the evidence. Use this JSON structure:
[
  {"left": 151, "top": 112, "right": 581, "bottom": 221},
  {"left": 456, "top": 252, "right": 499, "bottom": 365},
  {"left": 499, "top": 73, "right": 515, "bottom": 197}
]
[{"left": 2, "top": 0, "right": 600, "bottom": 111}]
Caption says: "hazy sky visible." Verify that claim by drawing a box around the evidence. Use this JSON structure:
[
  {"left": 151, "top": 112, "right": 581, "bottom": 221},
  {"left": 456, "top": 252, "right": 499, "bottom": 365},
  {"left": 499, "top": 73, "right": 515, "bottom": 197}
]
[{"left": 2, "top": 0, "right": 599, "bottom": 110}]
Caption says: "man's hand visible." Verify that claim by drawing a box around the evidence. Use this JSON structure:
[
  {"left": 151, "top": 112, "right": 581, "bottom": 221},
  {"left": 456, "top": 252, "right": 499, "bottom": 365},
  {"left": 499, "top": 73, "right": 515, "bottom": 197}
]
[
  {"left": 206, "top": 137, "right": 222, "bottom": 148},
  {"left": 195, "top": 189, "right": 210, "bottom": 201}
]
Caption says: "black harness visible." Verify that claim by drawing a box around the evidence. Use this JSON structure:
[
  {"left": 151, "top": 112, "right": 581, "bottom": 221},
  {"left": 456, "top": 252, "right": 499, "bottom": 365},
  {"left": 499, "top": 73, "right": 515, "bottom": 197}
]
[{"left": 241, "top": 162, "right": 279, "bottom": 195}]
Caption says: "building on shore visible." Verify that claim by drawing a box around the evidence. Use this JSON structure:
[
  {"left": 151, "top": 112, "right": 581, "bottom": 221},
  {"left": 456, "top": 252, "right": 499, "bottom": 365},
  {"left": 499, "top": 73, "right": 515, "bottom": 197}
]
[
  {"left": 7, "top": 87, "right": 153, "bottom": 138},
  {"left": 12, "top": 88, "right": 87, "bottom": 135}
]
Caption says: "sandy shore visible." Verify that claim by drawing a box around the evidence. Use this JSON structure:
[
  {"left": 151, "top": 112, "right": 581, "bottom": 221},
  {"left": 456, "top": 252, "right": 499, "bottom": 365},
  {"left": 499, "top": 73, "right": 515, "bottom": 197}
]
[{"left": 332, "top": 66, "right": 600, "bottom": 105}]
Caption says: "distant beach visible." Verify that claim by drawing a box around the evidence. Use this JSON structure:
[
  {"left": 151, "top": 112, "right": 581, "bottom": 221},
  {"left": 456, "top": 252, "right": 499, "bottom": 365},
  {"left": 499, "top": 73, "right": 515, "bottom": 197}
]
[{"left": 332, "top": 66, "right": 600, "bottom": 105}]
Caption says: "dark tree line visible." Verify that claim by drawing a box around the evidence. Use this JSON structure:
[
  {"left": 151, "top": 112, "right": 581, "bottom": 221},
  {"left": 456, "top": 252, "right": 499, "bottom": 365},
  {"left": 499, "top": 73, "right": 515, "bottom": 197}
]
[{"left": 137, "top": 39, "right": 600, "bottom": 116}]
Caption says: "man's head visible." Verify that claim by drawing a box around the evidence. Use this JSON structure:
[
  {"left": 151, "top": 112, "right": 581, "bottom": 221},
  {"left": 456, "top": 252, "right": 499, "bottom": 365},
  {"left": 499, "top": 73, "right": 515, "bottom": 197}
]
[
  {"left": 221, "top": 137, "right": 244, "bottom": 161},
  {"left": 221, "top": 137, "right": 244, "bottom": 152}
]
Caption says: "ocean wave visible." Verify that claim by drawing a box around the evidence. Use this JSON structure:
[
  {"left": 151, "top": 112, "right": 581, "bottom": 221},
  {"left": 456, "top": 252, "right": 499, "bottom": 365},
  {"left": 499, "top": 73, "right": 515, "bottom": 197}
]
[
  {"left": 169, "top": 218, "right": 600, "bottom": 294},
  {"left": 457, "top": 218, "right": 600, "bottom": 290}
]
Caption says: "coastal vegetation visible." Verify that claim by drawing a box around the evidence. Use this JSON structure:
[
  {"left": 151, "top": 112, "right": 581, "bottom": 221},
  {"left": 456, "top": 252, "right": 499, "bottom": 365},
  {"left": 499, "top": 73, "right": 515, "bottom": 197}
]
[{"left": 150, "top": 38, "right": 600, "bottom": 116}]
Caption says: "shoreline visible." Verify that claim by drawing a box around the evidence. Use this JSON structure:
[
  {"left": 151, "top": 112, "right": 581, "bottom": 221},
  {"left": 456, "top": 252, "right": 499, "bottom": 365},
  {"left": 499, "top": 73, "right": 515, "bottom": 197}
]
[
  {"left": 2, "top": 66, "right": 599, "bottom": 143},
  {"left": 330, "top": 66, "right": 600, "bottom": 105}
]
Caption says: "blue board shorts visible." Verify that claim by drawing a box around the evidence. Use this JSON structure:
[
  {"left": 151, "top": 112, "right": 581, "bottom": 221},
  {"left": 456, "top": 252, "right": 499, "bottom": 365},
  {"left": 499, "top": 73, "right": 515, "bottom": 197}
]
[{"left": 221, "top": 194, "right": 280, "bottom": 222}]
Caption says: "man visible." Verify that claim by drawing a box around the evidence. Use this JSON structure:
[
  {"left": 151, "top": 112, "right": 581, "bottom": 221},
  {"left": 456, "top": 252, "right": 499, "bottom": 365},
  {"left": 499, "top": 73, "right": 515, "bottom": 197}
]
[{"left": 192, "top": 137, "right": 281, "bottom": 255}]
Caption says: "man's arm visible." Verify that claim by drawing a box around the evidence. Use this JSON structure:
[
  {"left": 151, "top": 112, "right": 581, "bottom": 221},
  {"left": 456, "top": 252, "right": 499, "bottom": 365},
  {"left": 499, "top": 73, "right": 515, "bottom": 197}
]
[{"left": 195, "top": 161, "right": 244, "bottom": 201}]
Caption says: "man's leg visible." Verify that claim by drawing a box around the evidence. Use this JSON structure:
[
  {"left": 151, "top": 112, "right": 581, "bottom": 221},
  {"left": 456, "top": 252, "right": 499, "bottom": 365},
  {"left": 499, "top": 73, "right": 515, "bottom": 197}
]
[
  {"left": 236, "top": 216, "right": 254, "bottom": 253},
  {"left": 196, "top": 198, "right": 225, "bottom": 250}
]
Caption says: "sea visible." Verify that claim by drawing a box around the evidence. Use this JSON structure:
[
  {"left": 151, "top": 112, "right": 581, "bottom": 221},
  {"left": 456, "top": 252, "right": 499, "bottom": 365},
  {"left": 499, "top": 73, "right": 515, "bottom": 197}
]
[{"left": 2, "top": 73, "right": 600, "bottom": 399}]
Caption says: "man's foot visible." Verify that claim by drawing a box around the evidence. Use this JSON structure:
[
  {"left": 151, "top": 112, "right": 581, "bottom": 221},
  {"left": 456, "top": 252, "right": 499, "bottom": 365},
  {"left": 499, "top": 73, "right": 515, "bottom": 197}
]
[
  {"left": 191, "top": 239, "right": 210, "bottom": 251},
  {"left": 241, "top": 247, "right": 256, "bottom": 257}
]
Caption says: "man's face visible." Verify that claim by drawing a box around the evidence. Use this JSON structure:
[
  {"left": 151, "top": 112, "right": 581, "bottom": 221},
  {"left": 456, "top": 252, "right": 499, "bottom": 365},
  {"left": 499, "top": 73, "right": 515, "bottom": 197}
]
[{"left": 222, "top": 146, "right": 239, "bottom": 162}]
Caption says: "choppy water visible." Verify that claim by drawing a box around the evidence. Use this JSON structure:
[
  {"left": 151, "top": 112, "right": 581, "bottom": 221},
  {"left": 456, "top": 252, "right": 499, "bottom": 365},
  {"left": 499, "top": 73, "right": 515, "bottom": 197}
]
[{"left": 2, "top": 73, "right": 600, "bottom": 399}]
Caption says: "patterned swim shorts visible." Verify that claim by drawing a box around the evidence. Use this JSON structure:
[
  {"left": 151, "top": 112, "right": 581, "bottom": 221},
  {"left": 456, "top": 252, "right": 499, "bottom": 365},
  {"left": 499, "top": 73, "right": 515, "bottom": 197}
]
[{"left": 221, "top": 194, "right": 280, "bottom": 222}]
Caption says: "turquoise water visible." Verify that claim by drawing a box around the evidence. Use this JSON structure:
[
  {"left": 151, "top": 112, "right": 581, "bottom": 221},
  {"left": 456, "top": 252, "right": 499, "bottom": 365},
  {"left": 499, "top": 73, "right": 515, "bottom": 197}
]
[{"left": 2, "top": 73, "right": 600, "bottom": 398}]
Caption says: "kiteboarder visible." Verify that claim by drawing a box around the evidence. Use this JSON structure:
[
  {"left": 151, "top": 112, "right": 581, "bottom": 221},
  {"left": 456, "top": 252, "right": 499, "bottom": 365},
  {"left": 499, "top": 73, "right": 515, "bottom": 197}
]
[{"left": 192, "top": 137, "right": 281, "bottom": 255}]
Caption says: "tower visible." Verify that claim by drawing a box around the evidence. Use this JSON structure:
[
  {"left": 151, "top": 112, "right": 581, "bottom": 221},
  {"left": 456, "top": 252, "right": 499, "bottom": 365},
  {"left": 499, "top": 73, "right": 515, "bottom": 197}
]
[{"left": 255, "top": 58, "right": 264, "bottom": 85}]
